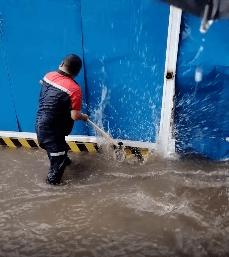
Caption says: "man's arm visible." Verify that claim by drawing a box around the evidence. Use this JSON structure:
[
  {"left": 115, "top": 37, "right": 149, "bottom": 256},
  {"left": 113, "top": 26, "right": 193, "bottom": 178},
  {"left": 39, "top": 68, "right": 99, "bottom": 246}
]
[
  {"left": 70, "top": 83, "right": 88, "bottom": 121},
  {"left": 71, "top": 110, "right": 88, "bottom": 121}
]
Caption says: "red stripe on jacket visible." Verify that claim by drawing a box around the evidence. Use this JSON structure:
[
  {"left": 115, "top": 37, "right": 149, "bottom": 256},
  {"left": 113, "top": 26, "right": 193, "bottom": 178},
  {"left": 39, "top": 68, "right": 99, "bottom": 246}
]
[{"left": 45, "top": 71, "right": 82, "bottom": 111}]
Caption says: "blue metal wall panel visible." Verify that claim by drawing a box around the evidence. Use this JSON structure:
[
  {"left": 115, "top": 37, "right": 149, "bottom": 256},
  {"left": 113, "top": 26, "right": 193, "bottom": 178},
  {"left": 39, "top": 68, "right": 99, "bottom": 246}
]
[
  {"left": 0, "top": 35, "right": 19, "bottom": 131},
  {"left": 175, "top": 13, "right": 229, "bottom": 159},
  {"left": 0, "top": 0, "right": 88, "bottom": 135},
  {"left": 1, "top": 0, "right": 171, "bottom": 147},
  {"left": 81, "top": 0, "right": 170, "bottom": 142}
]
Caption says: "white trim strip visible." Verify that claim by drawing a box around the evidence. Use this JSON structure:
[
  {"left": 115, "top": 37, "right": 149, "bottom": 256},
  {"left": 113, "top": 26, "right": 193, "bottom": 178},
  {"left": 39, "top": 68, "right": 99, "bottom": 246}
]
[
  {"left": 50, "top": 151, "right": 66, "bottom": 156},
  {"left": 158, "top": 6, "right": 182, "bottom": 157},
  {"left": 43, "top": 76, "right": 70, "bottom": 95},
  {"left": 0, "top": 131, "right": 38, "bottom": 139},
  {"left": 0, "top": 131, "right": 157, "bottom": 150}
]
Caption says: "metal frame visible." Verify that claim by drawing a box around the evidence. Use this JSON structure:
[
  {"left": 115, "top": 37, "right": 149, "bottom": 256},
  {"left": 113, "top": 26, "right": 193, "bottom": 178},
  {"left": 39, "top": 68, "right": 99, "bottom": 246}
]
[{"left": 157, "top": 6, "right": 182, "bottom": 157}]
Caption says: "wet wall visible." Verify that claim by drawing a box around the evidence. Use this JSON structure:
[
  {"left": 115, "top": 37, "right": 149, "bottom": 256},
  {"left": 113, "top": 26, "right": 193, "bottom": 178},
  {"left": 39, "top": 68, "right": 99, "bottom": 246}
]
[
  {"left": 81, "top": 0, "right": 169, "bottom": 141},
  {"left": 2, "top": 1, "right": 229, "bottom": 160},
  {"left": 175, "top": 13, "right": 229, "bottom": 159},
  {"left": 0, "top": 0, "right": 169, "bottom": 143},
  {"left": 0, "top": 0, "right": 88, "bottom": 135}
]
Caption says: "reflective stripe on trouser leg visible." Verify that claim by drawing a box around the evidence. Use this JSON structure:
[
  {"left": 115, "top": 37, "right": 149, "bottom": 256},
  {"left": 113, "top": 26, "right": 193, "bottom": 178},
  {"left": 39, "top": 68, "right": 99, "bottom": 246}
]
[
  {"left": 46, "top": 152, "right": 68, "bottom": 185},
  {"left": 50, "top": 151, "right": 66, "bottom": 157}
]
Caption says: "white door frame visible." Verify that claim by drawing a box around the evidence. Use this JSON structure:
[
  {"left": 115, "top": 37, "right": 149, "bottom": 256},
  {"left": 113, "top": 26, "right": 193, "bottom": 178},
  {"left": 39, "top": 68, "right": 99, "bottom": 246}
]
[{"left": 157, "top": 6, "right": 182, "bottom": 157}]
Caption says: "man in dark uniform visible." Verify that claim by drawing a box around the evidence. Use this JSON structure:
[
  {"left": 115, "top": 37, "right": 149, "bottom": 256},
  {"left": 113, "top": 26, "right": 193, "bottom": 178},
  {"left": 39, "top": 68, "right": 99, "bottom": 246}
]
[{"left": 35, "top": 54, "right": 88, "bottom": 185}]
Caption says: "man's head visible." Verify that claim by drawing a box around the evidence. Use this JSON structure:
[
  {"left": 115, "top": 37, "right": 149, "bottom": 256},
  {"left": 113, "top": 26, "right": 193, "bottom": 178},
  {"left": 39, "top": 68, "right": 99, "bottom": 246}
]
[{"left": 59, "top": 54, "right": 82, "bottom": 78}]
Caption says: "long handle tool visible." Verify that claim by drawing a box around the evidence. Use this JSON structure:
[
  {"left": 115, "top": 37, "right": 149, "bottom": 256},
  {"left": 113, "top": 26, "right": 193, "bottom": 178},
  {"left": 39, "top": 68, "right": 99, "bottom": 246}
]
[
  {"left": 87, "top": 119, "right": 119, "bottom": 147},
  {"left": 87, "top": 119, "right": 125, "bottom": 161}
]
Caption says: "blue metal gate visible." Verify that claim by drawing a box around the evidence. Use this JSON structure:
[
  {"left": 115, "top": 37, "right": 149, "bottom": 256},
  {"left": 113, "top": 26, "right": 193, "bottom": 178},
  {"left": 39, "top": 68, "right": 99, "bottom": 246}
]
[
  {"left": 175, "top": 13, "right": 229, "bottom": 159},
  {"left": 81, "top": 0, "right": 169, "bottom": 142},
  {"left": 0, "top": 0, "right": 87, "bottom": 135},
  {"left": 0, "top": 0, "right": 169, "bottom": 144}
]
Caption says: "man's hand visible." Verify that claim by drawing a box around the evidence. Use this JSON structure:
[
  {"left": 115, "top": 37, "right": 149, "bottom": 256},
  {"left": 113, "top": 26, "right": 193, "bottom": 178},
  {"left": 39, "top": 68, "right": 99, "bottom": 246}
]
[
  {"left": 71, "top": 110, "right": 88, "bottom": 121},
  {"left": 80, "top": 113, "right": 89, "bottom": 122}
]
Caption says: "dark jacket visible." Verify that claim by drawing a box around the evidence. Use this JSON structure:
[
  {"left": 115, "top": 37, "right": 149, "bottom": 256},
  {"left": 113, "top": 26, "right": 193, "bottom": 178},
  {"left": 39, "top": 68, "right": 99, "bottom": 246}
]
[{"left": 35, "top": 71, "right": 82, "bottom": 149}]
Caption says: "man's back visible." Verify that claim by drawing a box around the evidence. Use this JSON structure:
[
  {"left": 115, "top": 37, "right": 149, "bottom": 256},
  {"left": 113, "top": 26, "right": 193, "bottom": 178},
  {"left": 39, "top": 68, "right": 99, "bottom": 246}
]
[{"left": 35, "top": 71, "right": 81, "bottom": 137}]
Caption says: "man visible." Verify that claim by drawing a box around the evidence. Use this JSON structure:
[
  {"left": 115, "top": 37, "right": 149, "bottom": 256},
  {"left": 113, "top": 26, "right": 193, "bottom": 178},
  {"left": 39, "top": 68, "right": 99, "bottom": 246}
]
[{"left": 35, "top": 54, "right": 88, "bottom": 185}]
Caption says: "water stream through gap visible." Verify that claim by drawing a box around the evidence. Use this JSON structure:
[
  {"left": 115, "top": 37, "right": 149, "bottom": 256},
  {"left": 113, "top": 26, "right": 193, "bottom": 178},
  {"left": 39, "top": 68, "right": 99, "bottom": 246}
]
[{"left": 0, "top": 146, "right": 229, "bottom": 257}]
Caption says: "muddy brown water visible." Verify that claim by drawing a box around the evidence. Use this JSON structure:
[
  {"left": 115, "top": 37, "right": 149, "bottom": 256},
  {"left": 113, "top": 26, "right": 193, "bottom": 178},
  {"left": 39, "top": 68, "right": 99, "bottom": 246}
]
[{"left": 0, "top": 146, "right": 229, "bottom": 257}]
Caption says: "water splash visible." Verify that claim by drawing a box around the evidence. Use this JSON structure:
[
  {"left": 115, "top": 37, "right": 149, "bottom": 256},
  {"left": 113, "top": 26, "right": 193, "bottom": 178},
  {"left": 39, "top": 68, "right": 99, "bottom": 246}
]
[
  {"left": 188, "top": 45, "right": 204, "bottom": 65},
  {"left": 93, "top": 86, "right": 109, "bottom": 131},
  {"left": 195, "top": 67, "right": 203, "bottom": 82},
  {"left": 89, "top": 55, "right": 110, "bottom": 133}
]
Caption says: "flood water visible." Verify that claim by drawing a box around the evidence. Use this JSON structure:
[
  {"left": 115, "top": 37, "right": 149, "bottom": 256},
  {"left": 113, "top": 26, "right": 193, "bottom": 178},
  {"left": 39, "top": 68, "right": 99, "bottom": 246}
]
[{"left": 0, "top": 146, "right": 229, "bottom": 257}]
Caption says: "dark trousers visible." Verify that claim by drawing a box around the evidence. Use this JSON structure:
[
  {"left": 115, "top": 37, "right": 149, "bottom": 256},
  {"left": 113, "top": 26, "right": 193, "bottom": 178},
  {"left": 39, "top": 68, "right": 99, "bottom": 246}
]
[
  {"left": 36, "top": 132, "right": 69, "bottom": 185},
  {"left": 46, "top": 151, "right": 68, "bottom": 185}
]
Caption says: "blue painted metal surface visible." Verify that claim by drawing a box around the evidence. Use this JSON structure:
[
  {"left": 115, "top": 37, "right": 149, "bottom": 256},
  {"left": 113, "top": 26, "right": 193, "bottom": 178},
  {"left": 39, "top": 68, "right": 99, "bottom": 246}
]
[
  {"left": 81, "top": 0, "right": 169, "bottom": 142},
  {"left": 0, "top": 0, "right": 88, "bottom": 135},
  {"left": 0, "top": 34, "right": 19, "bottom": 131},
  {"left": 175, "top": 13, "right": 229, "bottom": 159},
  {"left": 0, "top": 0, "right": 169, "bottom": 141},
  {"left": 2, "top": 1, "right": 229, "bottom": 160}
]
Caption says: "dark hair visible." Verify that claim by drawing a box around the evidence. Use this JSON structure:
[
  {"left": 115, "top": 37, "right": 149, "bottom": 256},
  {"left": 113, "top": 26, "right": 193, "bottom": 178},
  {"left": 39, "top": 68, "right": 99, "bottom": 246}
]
[{"left": 63, "top": 54, "right": 82, "bottom": 77}]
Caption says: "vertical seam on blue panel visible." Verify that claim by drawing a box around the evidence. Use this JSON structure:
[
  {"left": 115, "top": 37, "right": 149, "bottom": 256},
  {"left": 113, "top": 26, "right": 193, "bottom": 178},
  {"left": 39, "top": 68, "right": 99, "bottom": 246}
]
[
  {"left": 79, "top": 0, "right": 90, "bottom": 136},
  {"left": 0, "top": 19, "right": 21, "bottom": 132}
]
